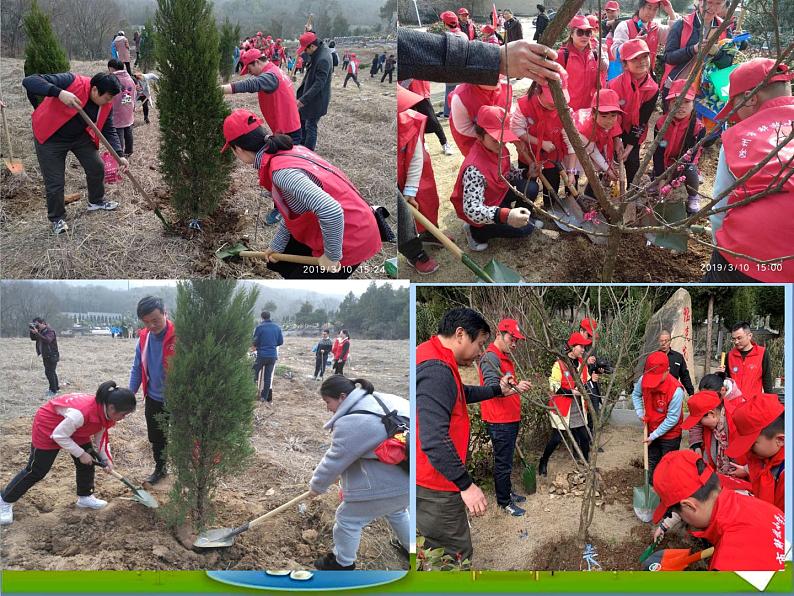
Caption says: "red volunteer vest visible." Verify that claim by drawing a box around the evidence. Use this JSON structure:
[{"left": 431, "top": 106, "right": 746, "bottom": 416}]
[
  {"left": 139, "top": 320, "right": 177, "bottom": 398},
  {"left": 726, "top": 344, "right": 766, "bottom": 397},
  {"left": 449, "top": 139, "right": 511, "bottom": 226},
  {"left": 576, "top": 109, "right": 622, "bottom": 166},
  {"left": 626, "top": 17, "right": 660, "bottom": 61},
  {"left": 691, "top": 489, "right": 785, "bottom": 571},
  {"left": 550, "top": 357, "right": 588, "bottom": 417},
  {"left": 716, "top": 97, "right": 794, "bottom": 282},
  {"left": 334, "top": 338, "right": 349, "bottom": 362},
  {"left": 661, "top": 13, "right": 726, "bottom": 90},
  {"left": 461, "top": 20, "right": 476, "bottom": 40},
  {"left": 478, "top": 344, "right": 520, "bottom": 423},
  {"left": 654, "top": 112, "right": 704, "bottom": 168},
  {"left": 516, "top": 93, "right": 571, "bottom": 167},
  {"left": 642, "top": 374, "right": 683, "bottom": 439},
  {"left": 31, "top": 393, "right": 115, "bottom": 455},
  {"left": 257, "top": 62, "right": 301, "bottom": 135},
  {"left": 258, "top": 146, "right": 381, "bottom": 266},
  {"left": 608, "top": 71, "right": 658, "bottom": 141},
  {"left": 699, "top": 390, "right": 747, "bottom": 470},
  {"left": 397, "top": 109, "right": 440, "bottom": 231},
  {"left": 31, "top": 75, "right": 112, "bottom": 146},
  {"left": 416, "top": 336, "right": 470, "bottom": 492},
  {"left": 407, "top": 79, "right": 431, "bottom": 99},
  {"left": 557, "top": 42, "right": 603, "bottom": 111},
  {"left": 271, "top": 45, "right": 283, "bottom": 63},
  {"left": 746, "top": 448, "right": 785, "bottom": 512},
  {"left": 449, "top": 82, "right": 512, "bottom": 156}
]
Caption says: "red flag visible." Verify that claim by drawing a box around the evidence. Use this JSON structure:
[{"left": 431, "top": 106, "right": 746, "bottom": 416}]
[{"left": 492, "top": 4, "right": 498, "bottom": 27}]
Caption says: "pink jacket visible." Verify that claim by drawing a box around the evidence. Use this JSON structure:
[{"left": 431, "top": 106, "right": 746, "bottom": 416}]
[
  {"left": 114, "top": 36, "right": 130, "bottom": 62},
  {"left": 111, "top": 69, "right": 136, "bottom": 128}
]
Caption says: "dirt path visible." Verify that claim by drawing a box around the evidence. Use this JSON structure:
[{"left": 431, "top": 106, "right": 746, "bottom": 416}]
[
  {"left": 0, "top": 336, "right": 408, "bottom": 570},
  {"left": 0, "top": 47, "right": 396, "bottom": 280}
]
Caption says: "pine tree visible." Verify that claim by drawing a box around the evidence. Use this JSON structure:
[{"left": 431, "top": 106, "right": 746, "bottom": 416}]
[
  {"left": 155, "top": 0, "right": 233, "bottom": 223},
  {"left": 163, "top": 280, "right": 259, "bottom": 529},
  {"left": 218, "top": 17, "right": 240, "bottom": 84},
  {"left": 138, "top": 19, "right": 156, "bottom": 72},
  {"left": 23, "top": 0, "right": 70, "bottom": 78}
]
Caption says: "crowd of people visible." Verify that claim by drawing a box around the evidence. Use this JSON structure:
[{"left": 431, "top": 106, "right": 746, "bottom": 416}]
[
  {"left": 398, "top": 1, "right": 793, "bottom": 282},
  {"left": 416, "top": 306, "right": 785, "bottom": 571}
]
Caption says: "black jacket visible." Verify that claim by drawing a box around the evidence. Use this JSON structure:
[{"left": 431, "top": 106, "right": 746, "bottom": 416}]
[
  {"left": 663, "top": 15, "right": 733, "bottom": 82},
  {"left": 533, "top": 14, "right": 549, "bottom": 41},
  {"left": 297, "top": 42, "right": 332, "bottom": 120},
  {"left": 504, "top": 18, "right": 524, "bottom": 43},
  {"left": 30, "top": 325, "right": 59, "bottom": 360},
  {"left": 665, "top": 348, "right": 694, "bottom": 395}
]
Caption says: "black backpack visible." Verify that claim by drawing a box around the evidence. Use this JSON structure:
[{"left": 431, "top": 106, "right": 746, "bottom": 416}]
[{"left": 349, "top": 394, "right": 409, "bottom": 473}]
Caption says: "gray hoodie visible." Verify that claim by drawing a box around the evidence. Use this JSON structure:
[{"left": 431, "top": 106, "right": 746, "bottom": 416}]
[{"left": 310, "top": 388, "right": 409, "bottom": 502}]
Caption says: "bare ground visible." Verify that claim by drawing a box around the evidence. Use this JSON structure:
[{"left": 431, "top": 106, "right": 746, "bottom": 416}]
[
  {"left": 0, "top": 336, "right": 408, "bottom": 571},
  {"left": 0, "top": 47, "right": 396, "bottom": 279}
]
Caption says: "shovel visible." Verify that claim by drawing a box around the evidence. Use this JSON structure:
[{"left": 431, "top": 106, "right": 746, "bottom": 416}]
[
  {"left": 194, "top": 490, "right": 311, "bottom": 548},
  {"left": 215, "top": 242, "right": 322, "bottom": 266},
  {"left": 404, "top": 200, "right": 523, "bottom": 283},
  {"left": 75, "top": 107, "right": 170, "bottom": 229},
  {"left": 515, "top": 445, "right": 537, "bottom": 496},
  {"left": 1, "top": 103, "right": 24, "bottom": 175},
  {"left": 92, "top": 458, "right": 159, "bottom": 508},
  {"left": 633, "top": 423, "right": 660, "bottom": 522},
  {"left": 642, "top": 546, "right": 714, "bottom": 571}
]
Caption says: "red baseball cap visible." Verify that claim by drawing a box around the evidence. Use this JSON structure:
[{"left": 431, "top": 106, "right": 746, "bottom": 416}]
[
  {"left": 481, "top": 24, "right": 495, "bottom": 34},
  {"left": 579, "top": 317, "right": 599, "bottom": 336},
  {"left": 605, "top": 1, "right": 620, "bottom": 10},
  {"left": 681, "top": 390, "right": 722, "bottom": 430},
  {"left": 498, "top": 318, "right": 526, "bottom": 340},
  {"left": 567, "top": 332, "right": 592, "bottom": 348},
  {"left": 621, "top": 38, "right": 650, "bottom": 61},
  {"left": 476, "top": 105, "right": 520, "bottom": 142},
  {"left": 397, "top": 85, "right": 424, "bottom": 113},
  {"left": 591, "top": 89, "right": 624, "bottom": 112},
  {"left": 297, "top": 31, "right": 318, "bottom": 54},
  {"left": 256, "top": 31, "right": 262, "bottom": 36},
  {"left": 239, "top": 48, "right": 265, "bottom": 75},
  {"left": 641, "top": 351, "right": 669, "bottom": 389},
  {"left": 666, "top": 78, "right": 698, "bottom": 101},
  {"left": 441, "top": 11, "right": 459, "bottom": 26},
  {"left": 570, "top": 15, "right": 595, "bottom": 30},
  {"left": 652, "top": 450, "right": 715, "bottom": 524},
  {"left": 716, "top": 58, "right": 794, "bottom": 122},
  {"left": 587, "top": 14, "right": 600, "bottom": 28},
  {"left": 725, "top": 393, "right": 784, "bottom": 458},
  {"left": 221, "top": 109, "right": 263, "bottom": 153},
  {"left": 458, "top": 7, "right": 470, "bottom": 15},
  {"left": 540, "top": 70, "right": 570, "bottom": 104}
]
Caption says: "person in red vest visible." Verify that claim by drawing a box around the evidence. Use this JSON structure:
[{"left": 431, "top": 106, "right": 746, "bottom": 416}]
[
  {"left": 400, "top": 78, "right": 452, "bottom": 155},
  {"left": 271, "top": 39, "right": 286, "bottom": 68},
  {"left": 539, "top": 332, "right": 592, "bottom": 476},
  {"left": 511, "top": 75, "right": 576, "bottom": 211},
  {"left": 21, "top": 72, "right": 127, "bottom": 235},
  {"left": 222, "top": 110, "right": 381, "bottom": 278},
  {"left": 608, "top": 37, "right": 659, "bottom": 184},
  {"left": 725, "top": 394, "right": 784, "bottom": 512},
  {"left": 720, "top": 321, "right": 774, "bottom": 395},
  {"left": 343, "top": 53, "right": 361, "bottom": 89},
  {"left": 704, "top": 59, "right": 794, "bottom": 283},
  {"left": 686, "top": 373, "right": 745, "bottom": 456},
  {"left": 449, "top": 105, "right": 536, "bottom": 252},
  {"left": 681, "top": 389, "right": 741, "bottom": 475},
  {"left": 651, "top": 450, "right": 785, "bottom": 571},
  {"left": 631, "top": 350, "right": 685, "bottom": 484},
  {"left": 480, "top": 24, "right": 500, "bottom": 45},
  {"left": 457, "top": 7, "right": 477, "bottom": 40},
  {"left": 331, "top": 330, "right": 350, "bottom": 375},
  {"left": 652, "top": 79, "right": 705, "bottom": 213},
  {"left": 574, "top": 89, "right": 625, "bottom": 198},
  {"left": 397, "top": 85, "right": 441, "bottom": 274},
  {"left": 416, "top": 307, "right": 517, "bottom": 562},
  {"left": 129, "top": 296, "right": 176, "bottom": 485},
  {"left": 479, "top": 319, "right": 532, "bottom": 516},
  {"left": 556, "top": 16, "right": 609, "bottom": 112},
  {"left": 612, "top": 0, "right": 678, "bottom": 70},
  {"left": 221, "top": 49, "right": 302, "bottom": 144},
  {"left": 448, "top": 79, "right": 512, "bottom": 156},
  {"left": 0, "top": 381, "right": 137, "bottom": 525}
]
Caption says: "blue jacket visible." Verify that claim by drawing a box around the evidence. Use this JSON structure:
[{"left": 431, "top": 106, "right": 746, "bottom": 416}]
[{"left": 252, "top": 320, "right": 284, "bottom": 359}]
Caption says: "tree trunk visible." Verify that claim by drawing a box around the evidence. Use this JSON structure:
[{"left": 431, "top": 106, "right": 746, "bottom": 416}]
[
  {"left": 704, "top": 295, "right": 714, "bottom": 376},
  {"left": 601, "top": 230, "right": 622, "bottom": 282}
]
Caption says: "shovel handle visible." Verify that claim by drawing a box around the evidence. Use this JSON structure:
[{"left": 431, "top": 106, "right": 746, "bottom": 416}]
[
  {"left": 239, "top": 251, "right": 320, "bottom": 265},
  {"left": 404, "top": 201, "right": 462, "bottom": 258},
  {"left": 1, "top": 104, "right": 15, "bottom": 162},
  {"left": 247, "top": 490, "right": 312, "bottom": 532},
  {"left": 643, "top": 423, "right": 649, "bottom": 472}
]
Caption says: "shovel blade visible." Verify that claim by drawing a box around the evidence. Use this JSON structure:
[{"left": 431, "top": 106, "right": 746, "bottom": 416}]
[
  {"left": 642, "top": 201, "right": 689, "bottom": 252},
  {"left": 193, "top": 527, "right": 237, "bottom": 549},
  {"left": 215, "top": 242, "right": 249, "bottom": 260},
  {"left": 632, "top": 485, "right": 660, "bottom": 522},
  {"left": 4, "top": 159, "right": 24, "bottom": 175},
  {"left": 131, "top": 488, "right": 159, "bottom": 508},
  {"left": 482, "top": 259, "right": 523, "bottom": 283}
]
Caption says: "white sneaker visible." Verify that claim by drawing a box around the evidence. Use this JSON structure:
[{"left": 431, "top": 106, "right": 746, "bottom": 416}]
[
  {"left": 86, "top": 200, "right": 119, "bottom": 212},
  {"left": 76, "top": 495, "right": 107, "bottom": 509},
  {"left": 0, "top": 497, "right": 13, "bottom": 525},
  {"left": 463, "top": 223, "right": 488, "bottom": 252},
  {"left": 442, "top": 143, "right": 454, "bottom": 156}
]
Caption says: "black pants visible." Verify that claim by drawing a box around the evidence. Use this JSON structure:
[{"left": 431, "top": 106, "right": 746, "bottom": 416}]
[
  {"left": 343, "top": 73, "right": 360, "bottom": 88},
  {"left": 381, "top": 70, "right": 394, "bottom": 83},
  {"left": 469, "top": 190, "right": 538, "bottom": 244},
  {"left": 519, "top": 162, "right": 561, "bottom": 210},
  {"left": 410, "top": 98, "right": 448, "bottom": 146},
  {"left": 333, "top": 360, "right": 346, "bottom": 375},
  {"left": 266, "top": 236, "right": 359, "bottom": 279},
  {"left": 1, "top": 443, "right": 95, "bottom": 503},
  {"left": 314, "top": 351, "right": 329, "bottom": 379},
  {"left": 416, "top": 486, "right": 473, "bottom": 562},
  {"left": 397, "top": 192, "right": 424, "bottom": 262},
  {"left": 486, "top": 421, "right": 520, "bottom": 506},
  {"left": 123, "top": 61, "right": 132, "bottom": 76},
  {"left": 624, "top": 142, "right": 641, "bottom": 188},
  {"left": 652, "top": 147, "right": 699, "bottom": 195},
  {"left": 116, "top": 126, "right": 133, "bottom": 156},
  {"left": 253, "top": 356, "right": 277, "bottom": 401},
  {"left": 145, "top": 396, "right": 168, "bottom": 470},
  {"left": 539, "top": 425, "right": 590, "bottom": 468},
  {"left": 702, "top": 249, "right": 761, "bottom": 283},
  {"left": 647, "top": 436, "right": 681, "bottom": 486},
  {"left": 42, "top": 356, "right": 59, "bottom": 393},
  {"left": 138, "top": 97, "right": 150, "bottom": 122},
  {"left": 34, "top": 134, "right": 106, "bottom": 222}
]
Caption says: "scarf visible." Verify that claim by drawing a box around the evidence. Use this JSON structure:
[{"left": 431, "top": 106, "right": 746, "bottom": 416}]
[
  {"left": 748, "top": 448, "right": 785, "bottom": 506},
  {"left": 711, "top": 409, "right": 730, "bottom": 474},
  {"left": 657, "top": 112, "right": 702, "bottom": 168},
  {"left": 610, "top": 71, "right": 658, "bottom": 132}
]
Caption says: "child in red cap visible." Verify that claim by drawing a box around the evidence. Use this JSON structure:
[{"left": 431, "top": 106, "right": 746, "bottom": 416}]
[
  {"left": 574, "top": 88, "right": 625, "bottom": 198},
  {"left": 652, "top": 78, "right": 705, "bottom": 214},
  {"left": 725, "top": 394, "right": 785, "bottom": 511},
  {"left": 652, "top": 450, "right": 784, "bottom": 571}
]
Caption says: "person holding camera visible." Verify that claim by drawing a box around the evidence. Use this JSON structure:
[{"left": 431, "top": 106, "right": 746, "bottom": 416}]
[{"left": 29, "top": 318, "right": 60, "bottom": 397}]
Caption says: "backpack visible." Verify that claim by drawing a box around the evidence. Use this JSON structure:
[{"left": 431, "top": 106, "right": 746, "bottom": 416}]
[{"left": 349, "top": 394, "right": 409, "bottom": 473}]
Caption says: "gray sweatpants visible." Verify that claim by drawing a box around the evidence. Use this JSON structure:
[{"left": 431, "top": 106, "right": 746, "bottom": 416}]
[{"left": 333, "top": 494, "right": 410, "bottom": 567}]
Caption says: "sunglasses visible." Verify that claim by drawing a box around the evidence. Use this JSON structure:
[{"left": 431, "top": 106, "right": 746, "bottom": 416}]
[{"left": 575, "top": 28, "right": 593, "bottom": 36}]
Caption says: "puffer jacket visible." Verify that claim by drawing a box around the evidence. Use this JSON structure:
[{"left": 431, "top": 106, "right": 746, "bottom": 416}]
[{"left": 309, "top": 388, "right": 409, "bottom": 502}]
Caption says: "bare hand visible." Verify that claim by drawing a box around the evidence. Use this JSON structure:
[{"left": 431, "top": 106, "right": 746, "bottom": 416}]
[
  {"left": 507, "top": 207, "right": 531, "bottom": 227},
  {"left": 318, "top": 253, "right": 341, "bottom": 272},
  {"left": 79, "top": 452, "right": 94, "bottom": 466},
  {"left": 297, "top": 99, "right": 304, "bottom": 109},
  {"left": 405, "top": 196, "right": 419, "bottom": 209},
  {"left": 499, "top": 40, "right": 562, "bottom": 83},
  {"left": 643, "top": 436, "right": 653, "bottom": 445},
  {"left": 515, "top": 380, "right": 532, "bottom": 393},
  {"left": 541, "top": 140, "right": 555, "bottom": 153},
  {"left": 221, "top": 84, "right": 233, "bottom": 94},
  {"left": 587, "top": 355, "right": 597, "bottom": 365},
  {"left": 653, "top": 525, "right": 664, "bottom": 542},
  {"left": 59, "top": 90, "right": 82, "bottom": 109},
  {"left": 460, "top": 483, "right": 487, "bottom": 516},
  {"left": 308, "top": 490, "right": 321, "bottom": 499},
  {"left": 101, "top": 461, "right": 114, "bottom": 474},
  {"left": 727, "top": 463, "right": 749, "bottom": 478},
  {"left": 264, "top": 248, "right": 280, "bottom": 263},
  {"left": 117, "top": 156, "right": 129, "bottom": 174},
  {"left": 620, "top": 145, "right": 634, "bottom": 161}
]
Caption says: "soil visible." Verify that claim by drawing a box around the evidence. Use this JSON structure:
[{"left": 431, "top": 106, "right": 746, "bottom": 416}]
[
  {"left": 0, "top": 47, "right": 396, "bottom": 280},
  {"left": 0, "top": 336, "right": 409, "bottom": 571},
  {"left": 401, "top": 82, "right": 716, "bottom": 283}
]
